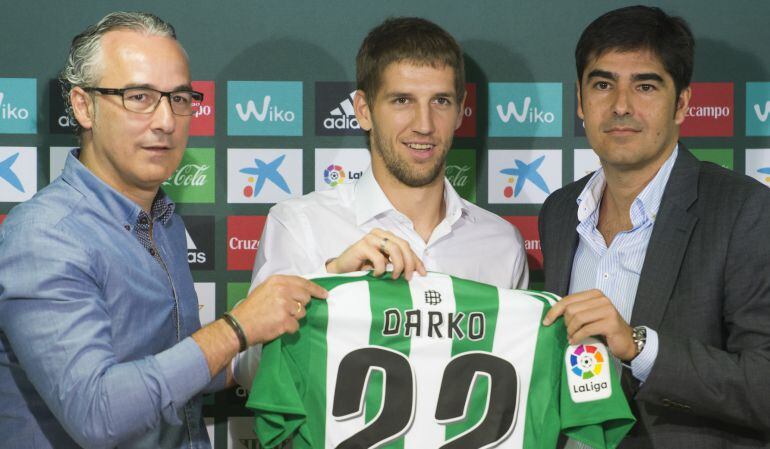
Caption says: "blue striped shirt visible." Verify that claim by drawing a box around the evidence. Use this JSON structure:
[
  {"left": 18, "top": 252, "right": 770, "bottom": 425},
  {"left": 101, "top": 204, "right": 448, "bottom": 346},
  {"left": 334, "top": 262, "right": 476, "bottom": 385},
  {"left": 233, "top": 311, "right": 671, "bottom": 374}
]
[{"left": 570, "top": 146, "right": 679, "bottom": 382}]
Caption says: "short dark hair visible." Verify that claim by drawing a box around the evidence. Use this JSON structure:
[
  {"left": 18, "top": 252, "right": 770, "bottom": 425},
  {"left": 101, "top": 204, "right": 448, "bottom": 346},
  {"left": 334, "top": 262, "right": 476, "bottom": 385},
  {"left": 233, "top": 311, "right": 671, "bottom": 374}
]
[
  {"left": 356, "top": 17, "right": 465, "bottom": 106},
  {"left": 575, "top": 5, "right": 694, "bottom": 99}
]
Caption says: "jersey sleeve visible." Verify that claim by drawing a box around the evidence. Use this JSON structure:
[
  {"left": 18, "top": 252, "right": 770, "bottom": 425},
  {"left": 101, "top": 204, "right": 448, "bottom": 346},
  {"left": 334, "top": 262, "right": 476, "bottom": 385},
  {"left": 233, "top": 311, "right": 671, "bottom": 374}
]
[
  {"left": 246, "top": 337, "right": 307, "bottom": 449},
  {"left": 559, "top": 337, "right": 636, "bottom": 449}
]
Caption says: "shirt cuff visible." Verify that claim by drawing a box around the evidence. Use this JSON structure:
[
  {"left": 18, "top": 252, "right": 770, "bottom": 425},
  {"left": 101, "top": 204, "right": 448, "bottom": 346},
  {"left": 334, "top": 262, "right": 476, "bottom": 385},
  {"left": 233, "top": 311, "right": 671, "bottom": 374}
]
[
  {"left": 231, "top": 344, "right": 263, "bottom": 389},
  {"left": 630, "top": 326, "right": 659, "bottom": 383}
]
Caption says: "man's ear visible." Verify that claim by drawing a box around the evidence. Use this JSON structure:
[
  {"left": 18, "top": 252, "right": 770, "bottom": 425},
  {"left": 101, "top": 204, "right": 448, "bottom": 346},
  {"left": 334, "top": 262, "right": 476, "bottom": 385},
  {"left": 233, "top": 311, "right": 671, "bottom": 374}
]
[
  {"left": 674, "top": 86, "right": 692, "bottom": 125},
  {"left": 354, "top": 90, "right": 373, "bottom": 132},
  {"left": 70, "top": 86, "right": 95, "bottom": 130},
  {"left": 576, "top": 80, "right": 585, "bottom": 121}
]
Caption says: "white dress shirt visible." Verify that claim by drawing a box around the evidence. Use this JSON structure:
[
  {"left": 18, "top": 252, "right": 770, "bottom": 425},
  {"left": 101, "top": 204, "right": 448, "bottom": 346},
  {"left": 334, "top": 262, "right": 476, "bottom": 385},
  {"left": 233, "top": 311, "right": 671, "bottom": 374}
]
[{"left": 250, "top": 168, "right": 529, "bottom": 290}]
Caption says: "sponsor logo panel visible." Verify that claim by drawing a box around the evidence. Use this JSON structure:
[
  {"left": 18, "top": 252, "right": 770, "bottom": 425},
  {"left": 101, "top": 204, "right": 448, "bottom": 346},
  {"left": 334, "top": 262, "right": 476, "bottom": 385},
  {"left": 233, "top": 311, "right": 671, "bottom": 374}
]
[
  {"left": 0, "top": 78, "right": 36, "bottom": 134},
  {"left": 190, "top": 81, "right": 216, "bottom": 136},
  {"left": 194, "top": 282, "right": 216, "bottom": 326},
  {"left": 746, "top": 82, "right": 770, "bottom": 136},
  {"left": 573, "top": 148, "right": 601, "bottom": 181},
  {"left": 50, "top": 146, "right": 77, "bottom": 181},
  {"left": 455, "top": 83, "right": 477, "bottom": 137},
  {"left": 227, "top": 216, "right": 266, "bottom": 271},
  {"left": 0, "top": 215, "right": 6, "bottom": 226},
  {"left": 690, "top": 148, "right": 733, "bottom": 170},
  {"left": 314, "top": 148, "right": 369, "bottom": 191},
  {"left": 315, "top": 82, "right": 361, "bottom": 136},
  {"left": 746, "top": 148, "right": 770, "bottom": 188},
  {"left": 163, "top": 148, "right": 216, "bottom": 203},
  {"left": 49, "top": 79, "right": 76, "bottom": 133},
  {"left": 502, "top": 216, "right": 542, "bottom": 270},
  {"left": 227, "top": 148, "right": 302, "bottom": 204},
  {"left": 488, "top": 149, "right": 562, "bottom": 204},
  {"left": 227, "top": 81, "right": 302, "bottom": 136},
  {"left": 0, "top": 146, "right": 37, "bottom": 202},
  {"left": 227, "top": 417, "right": 262, "bottom": 449},
  {"left": 680, "top": 82, "right": 733, "bottom": 137},
  {"left": 489, "top": 83, "right": 562, "bottom": 137},
  {"left": 183, "top": 215, "right": 215, "bottom": 270},
  {"left": 446, "top": 149, "right": 476, "bottom": 202}
]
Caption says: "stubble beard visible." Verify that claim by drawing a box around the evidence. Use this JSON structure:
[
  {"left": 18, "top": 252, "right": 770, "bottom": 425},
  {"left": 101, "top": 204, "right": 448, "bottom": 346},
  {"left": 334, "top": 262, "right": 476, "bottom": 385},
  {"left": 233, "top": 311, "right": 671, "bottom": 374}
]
[{"left": 370, "top": 127, "right": 447, "bottom": 188}]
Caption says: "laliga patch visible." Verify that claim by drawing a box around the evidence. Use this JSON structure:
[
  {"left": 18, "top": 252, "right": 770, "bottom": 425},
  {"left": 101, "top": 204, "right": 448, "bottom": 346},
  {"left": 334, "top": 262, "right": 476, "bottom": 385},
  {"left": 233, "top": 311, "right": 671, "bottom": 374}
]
[{"left": 565, "top": 337, "right": 612, "bottom": 403}]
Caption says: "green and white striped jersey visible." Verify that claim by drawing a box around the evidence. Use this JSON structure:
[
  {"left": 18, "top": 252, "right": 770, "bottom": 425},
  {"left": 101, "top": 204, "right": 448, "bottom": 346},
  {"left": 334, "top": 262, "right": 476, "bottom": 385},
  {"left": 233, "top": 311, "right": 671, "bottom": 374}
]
[{"left": 247, "top": 272, "right": 634, "bottom": 449}]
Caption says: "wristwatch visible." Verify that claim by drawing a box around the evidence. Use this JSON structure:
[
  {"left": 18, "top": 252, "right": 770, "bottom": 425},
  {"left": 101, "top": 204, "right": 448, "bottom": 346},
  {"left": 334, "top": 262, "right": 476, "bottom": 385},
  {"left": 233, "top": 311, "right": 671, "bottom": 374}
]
[{"left": 632, "top": 326, "right": 647, "bottom": 357}]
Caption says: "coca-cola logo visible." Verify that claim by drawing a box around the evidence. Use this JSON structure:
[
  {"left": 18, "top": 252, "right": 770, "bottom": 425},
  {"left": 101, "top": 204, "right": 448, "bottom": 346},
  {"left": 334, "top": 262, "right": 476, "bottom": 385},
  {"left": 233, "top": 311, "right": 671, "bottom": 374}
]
[
  {"left": 163, "top": 163, "right": 209, "bottom": 187},
  {"left": 445, "top": 164, "right": 471, "bottom": 187}
]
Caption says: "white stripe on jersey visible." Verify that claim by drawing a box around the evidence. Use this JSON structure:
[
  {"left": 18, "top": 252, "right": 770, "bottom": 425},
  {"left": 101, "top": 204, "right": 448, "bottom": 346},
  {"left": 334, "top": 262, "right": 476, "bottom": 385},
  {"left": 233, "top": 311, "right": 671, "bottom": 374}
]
[
  {"left": 403, "top": 273, "right": 458, "bottom": 448},
  {"left": 325, "top": 280, "right": 373, "bottom": 447}
]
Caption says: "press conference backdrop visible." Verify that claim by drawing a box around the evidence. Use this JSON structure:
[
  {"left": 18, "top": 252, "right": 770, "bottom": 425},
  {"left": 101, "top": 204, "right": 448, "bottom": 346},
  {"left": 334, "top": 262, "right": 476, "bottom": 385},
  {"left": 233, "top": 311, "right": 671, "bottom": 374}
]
[{"left": 2, "top": 0, "right": 770, "bottom": 446}]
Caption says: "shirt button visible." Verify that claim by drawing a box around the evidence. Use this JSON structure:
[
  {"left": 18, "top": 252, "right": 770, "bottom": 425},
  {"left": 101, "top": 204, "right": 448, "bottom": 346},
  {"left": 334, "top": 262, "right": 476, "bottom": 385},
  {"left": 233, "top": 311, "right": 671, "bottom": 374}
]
[
  {"left": 124, "top": 224, "right": 131, "bottom": 231},
  {"left": 148, "top": 248, "right": 156, "bottom": 256},
  {"left": 138, "top": 216, "right": 149, "bottom": 225},
  {"left": 603, "top": 272, "right": 609, "bottom": 279}
]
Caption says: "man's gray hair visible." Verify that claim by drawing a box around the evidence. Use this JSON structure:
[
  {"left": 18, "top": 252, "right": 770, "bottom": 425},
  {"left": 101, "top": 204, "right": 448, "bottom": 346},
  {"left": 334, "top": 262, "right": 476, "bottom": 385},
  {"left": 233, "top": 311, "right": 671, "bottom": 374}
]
[{"left": 59, "top": 12, "right": 178, "bottom": 134}]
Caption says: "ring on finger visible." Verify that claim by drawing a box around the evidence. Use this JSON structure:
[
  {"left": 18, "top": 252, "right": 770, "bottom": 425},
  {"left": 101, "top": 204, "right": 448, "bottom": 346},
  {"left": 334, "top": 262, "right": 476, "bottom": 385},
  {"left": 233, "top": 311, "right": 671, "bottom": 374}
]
[
  {"left": 380, "top": 237, "right": 389, "bottom": 252},
  {"left": 295, "top": 301, "right": 303, "bottom": 316}
]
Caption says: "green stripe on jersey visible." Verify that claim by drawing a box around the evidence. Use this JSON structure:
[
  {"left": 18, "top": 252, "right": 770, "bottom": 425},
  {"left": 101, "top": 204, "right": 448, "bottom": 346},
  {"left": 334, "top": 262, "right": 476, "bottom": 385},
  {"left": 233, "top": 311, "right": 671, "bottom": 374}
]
[{"left": 445, "top": 278, "right": 499, "bottom": 440}]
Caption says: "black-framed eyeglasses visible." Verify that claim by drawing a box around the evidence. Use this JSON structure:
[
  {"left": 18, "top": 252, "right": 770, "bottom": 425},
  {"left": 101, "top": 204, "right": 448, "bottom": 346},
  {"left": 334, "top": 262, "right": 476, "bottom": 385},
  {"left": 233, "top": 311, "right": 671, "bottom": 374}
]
[{"left": 83, "top": 87, "right": 204, "bottom": 116}]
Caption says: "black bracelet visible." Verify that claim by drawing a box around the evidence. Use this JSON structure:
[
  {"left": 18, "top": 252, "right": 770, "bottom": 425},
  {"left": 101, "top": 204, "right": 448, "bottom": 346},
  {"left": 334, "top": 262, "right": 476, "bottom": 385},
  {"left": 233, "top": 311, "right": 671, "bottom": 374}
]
[{"left": 221, "top": 312, "right": 248, "bottom": 352}]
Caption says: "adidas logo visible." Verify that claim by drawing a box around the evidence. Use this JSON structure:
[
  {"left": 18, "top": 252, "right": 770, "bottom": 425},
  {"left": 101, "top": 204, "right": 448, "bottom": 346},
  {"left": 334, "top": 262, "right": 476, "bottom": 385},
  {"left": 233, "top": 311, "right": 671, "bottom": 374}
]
[{"left": 323, "top": 91, "right": 360, "bottom": 130}]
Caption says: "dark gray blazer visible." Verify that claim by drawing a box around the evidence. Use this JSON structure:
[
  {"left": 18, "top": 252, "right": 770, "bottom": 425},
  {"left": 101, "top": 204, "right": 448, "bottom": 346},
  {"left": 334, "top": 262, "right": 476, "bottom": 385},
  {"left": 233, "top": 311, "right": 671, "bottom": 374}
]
[{"left": 539, "top": 147, "right": 770, "bottom": 448}]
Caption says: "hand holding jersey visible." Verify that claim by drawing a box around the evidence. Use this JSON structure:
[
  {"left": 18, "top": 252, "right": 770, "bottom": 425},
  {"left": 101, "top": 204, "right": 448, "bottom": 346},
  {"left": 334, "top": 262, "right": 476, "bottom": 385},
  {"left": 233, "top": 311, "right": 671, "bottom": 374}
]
[
  {"left": 326, "top": 228, "right": 428, "bottom": 280},
  {"left": 544, "top": 289, "right": 638, "bottom": 362}
]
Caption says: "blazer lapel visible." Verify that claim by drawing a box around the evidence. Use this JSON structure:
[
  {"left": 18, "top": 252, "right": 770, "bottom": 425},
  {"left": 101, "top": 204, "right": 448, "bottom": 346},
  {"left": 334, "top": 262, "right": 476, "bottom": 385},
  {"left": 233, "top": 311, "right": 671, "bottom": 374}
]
[
  {"left": 544, "top": 180, "right": 583, "bottom": 296},
  {"left": 631, "top": 146, "right": 699, "bottom": 328}
]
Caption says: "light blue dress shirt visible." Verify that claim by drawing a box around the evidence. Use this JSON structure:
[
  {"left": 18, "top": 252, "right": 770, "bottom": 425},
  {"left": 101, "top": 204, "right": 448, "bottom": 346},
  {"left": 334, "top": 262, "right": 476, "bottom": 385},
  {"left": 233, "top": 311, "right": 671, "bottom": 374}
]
[
  {"left": 0, "top": 150, "right": 223, "bottom": 449},
  {"left": 570, "top": 147, "right": 680, "bottom": 382}
]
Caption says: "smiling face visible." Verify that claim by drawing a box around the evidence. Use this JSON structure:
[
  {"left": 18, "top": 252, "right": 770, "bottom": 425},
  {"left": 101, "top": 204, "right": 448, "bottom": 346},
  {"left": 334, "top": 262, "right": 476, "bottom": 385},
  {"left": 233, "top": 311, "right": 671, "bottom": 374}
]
[
  {"left": 355, "top": 61, "right": 465, "bottom": 188},
  {"left": 72, "top": 29, "right": 191, "bottom": 199},
  {"left": 578, "top": 49, "right": 690, "bottom": 174}
]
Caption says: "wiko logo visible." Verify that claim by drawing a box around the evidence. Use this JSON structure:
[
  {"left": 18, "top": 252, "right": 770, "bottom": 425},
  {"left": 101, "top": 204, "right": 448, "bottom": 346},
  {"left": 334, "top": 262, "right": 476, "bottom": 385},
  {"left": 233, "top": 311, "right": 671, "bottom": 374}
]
[
  {"left": 0, "top": 78, "right": 36, "bottom": 134},
  {"left": 228, "top": 81, "right": 302, "bottom": 136},
  {"left": 746, "top": 83, "right": 770, "bottom": 136},
  {"left": 489, "top": 83, "right": 562, "bottom": 137}
]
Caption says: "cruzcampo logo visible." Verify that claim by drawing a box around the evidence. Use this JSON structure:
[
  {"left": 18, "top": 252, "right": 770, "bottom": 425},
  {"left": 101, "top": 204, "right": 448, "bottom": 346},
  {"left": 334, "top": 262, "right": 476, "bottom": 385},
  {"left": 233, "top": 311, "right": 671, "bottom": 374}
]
[
  {"left": 162, "top": 147, "right": 215, "bottom": 203},
  {"left": 227, "top": 283, "right": 251, "bottom": 311},
  {"left": 691, "top": 148, "right": 733, "bottom": 170},
  {"left": 446, "top": 149, "right": 476, "bottom": 203}
]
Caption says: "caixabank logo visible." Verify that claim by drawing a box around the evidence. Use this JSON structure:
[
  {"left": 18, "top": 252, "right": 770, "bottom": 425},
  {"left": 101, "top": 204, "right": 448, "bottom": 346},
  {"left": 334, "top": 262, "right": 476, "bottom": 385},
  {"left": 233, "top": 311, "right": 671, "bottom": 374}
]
[
  {"left": 314, "top": 148, "right": 370, "bottom": 191},
  {"left": 190, "top": 81, "right": 215, "bottom": 136},
  {"left": 163, "top": 148, "right": 215, "bottom": 203},
  {"left": 228, "top": 81, "right": 302, "bottom": 136},
  {"left": 502, "top": 216, "right": 541, "bottom": 270},
  {"left": 745, "top": 149, "right": 770, "bottom": 188},
  {"left": 488, "top": 149, "right": 562, "bottom": 204},
  {"left": 746, "top": 83, "right": 770, "bottom": 136},
  {"left": 489, "top": 83, "right": 562, "bottom": 137},
  {"left": 227, "top": 216, "right": 266, "bottom": 271},
  {"left": 0, "top": 78, "right": 36, "bottom": 134},
  {"left": 183, "top": 215, "right": 215, "bottom": 270},
  {"left": 446, "top": 149, "right": 476, "bottom": 202},
  {"left": 316, "top": 82, "right": 361, "bottom": 136},
  {"left": 0, "top": 146, "right": 37, "bottom": 202},
  {"left": 227, "top": 148, "right": 303, "bottom": 203},
  {"left": 680, "top": 82, "right": 733, "bottom": 137},
  {"left": 565, "top": 337, "right": 612, "bottom": 403}
]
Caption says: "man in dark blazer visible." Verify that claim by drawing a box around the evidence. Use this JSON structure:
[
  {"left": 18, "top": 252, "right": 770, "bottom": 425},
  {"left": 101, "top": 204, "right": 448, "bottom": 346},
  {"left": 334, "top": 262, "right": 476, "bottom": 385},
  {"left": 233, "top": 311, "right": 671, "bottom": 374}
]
[{"left": 540, "top": 6, "right": 770, "bottom": 448}]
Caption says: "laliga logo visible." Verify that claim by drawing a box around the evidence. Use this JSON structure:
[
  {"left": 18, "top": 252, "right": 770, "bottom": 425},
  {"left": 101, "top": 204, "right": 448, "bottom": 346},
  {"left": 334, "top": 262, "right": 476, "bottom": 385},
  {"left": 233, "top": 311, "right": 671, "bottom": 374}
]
[
  {"left": 569, "top": 343, "right": 608, "bottom": 394},
  {"left": 235, "top": 96, "right": 295, "bottom": 123},
  {"left": 323, "top": 164, "right": 362, "bottom": 187},
  {"left": 496, "top": 96, "right": 555, "bottom": 124},
  {"left": 0, "top": 92, "right": 30, "bottom": 121}
]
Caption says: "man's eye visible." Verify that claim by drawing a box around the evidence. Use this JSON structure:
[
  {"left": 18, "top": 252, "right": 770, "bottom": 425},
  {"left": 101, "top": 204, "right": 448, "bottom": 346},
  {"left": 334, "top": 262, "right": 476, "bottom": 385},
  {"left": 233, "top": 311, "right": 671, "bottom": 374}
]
[
  {"left": 172, "top": 94, "right": 191, "bottom": 104},
  {"left": 394, "top": 97, "right": 408, "bottom": 104},
  {"left": 638, "top": 84, "right": 656, "bottom": 92},
  {"left": 594, "top": 81, "right": 610, "bottom": 90},
  {"left": 435, "top": 97, "right": 451, "bottom": 106}
]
